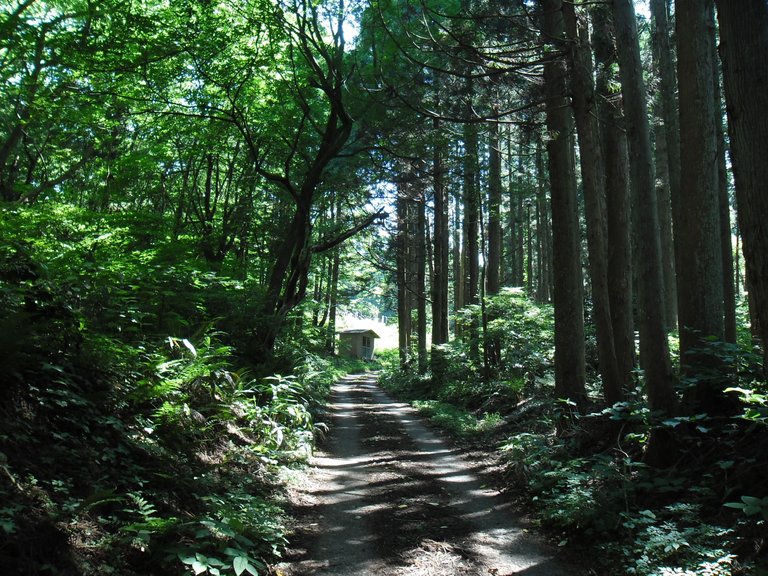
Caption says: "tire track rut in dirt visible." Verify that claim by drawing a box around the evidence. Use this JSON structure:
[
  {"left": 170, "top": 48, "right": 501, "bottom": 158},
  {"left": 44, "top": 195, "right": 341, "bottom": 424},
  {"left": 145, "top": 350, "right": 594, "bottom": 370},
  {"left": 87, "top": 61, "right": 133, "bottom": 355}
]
[{"left": 278, "top": 374, "right": 576, "bottom": 576}]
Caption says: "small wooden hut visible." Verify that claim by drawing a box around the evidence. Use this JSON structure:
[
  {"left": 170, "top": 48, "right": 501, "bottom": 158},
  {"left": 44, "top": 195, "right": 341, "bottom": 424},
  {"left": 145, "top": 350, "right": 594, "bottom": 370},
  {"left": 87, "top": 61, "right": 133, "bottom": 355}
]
[{"left": 338, "top": 328, "right": 380, "bottom": 360}]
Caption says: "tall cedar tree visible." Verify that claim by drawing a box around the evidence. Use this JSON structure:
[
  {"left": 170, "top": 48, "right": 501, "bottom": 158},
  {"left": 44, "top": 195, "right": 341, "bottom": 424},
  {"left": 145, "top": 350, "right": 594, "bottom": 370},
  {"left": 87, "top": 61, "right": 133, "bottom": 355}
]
[
  {"left": 563, "top": 3, "right": 624, "bottom": 404},
  {"left": 487, "top": 118, "right": 502, "bottom": 297},
  {"left": 397, "top": 173, "right": 412, "bottom": 368},
  {"left": 715, "top": 0, "right": 768, "bottom": 373},
  {"left": 431, "top": 117, "right": 450, "bottom": 379},
  {"left": 675, "top": 0, "right": 724, "bottom": 350},
  {"left": 416, "top": 178, "right": 428, "bottom": 374},
  {"left": 593, "top": 5, "right": 635, "bottom": 387},
  {"left": 712, "top": 25, "right": 737, "bottom": 346},
  {"left": 612, "top": 0, "right": 677, "bottom": 463},
  {"left": 541, "top": 0, "right": 587, "bottom": 407},
  {"left": 649, "top": 0, "right": 681, "bottom": 329}
]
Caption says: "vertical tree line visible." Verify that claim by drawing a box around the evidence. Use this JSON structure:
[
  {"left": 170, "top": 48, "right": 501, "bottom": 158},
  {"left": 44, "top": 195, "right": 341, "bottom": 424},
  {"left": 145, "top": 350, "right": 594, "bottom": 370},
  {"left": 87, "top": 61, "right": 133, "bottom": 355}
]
[
  {"left": 5, "top": 0, "right": 766, "bottom": 453},
  {"left": 373, "top": 0, "right": 766, "bottom": 464}
]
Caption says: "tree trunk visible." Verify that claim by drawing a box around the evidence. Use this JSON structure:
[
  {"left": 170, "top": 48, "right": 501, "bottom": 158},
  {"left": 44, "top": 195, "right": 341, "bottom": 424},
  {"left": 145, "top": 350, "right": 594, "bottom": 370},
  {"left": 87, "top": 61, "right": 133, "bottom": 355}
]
[
  {"left": 432, "top": 119, "right": 450, "bottom": 379},
  {"left": 327, "top": 248, "right": 340, "bottom": 352},
  {"left": 516, "top": 134, "right": 527, "bottom": 286},
  {"left": 526, "top": 200, "right": 534, "bottom": 296},
  {"left": 505, "top": 127, "right": 518, "bottom": 286},
  {"left": 0, "top": 28, "right": 44, "bottom": 201},
  {"left": 487, "top": 119, "right": 502, "bottom": 297},
  {"left": 326, "top": 192, "right": 342, "bottom": 352},
  {"left": 650, "top": 0, "right": 681, "bottom": 330},
  {"left": 653, "top": 111, "right": 678, "bottom": 331},
  {"left": 505, "top": 125, "right": 525, "bottom": 288},
  {"left": 541, "top": 0, "right": 587, "bottom": 408},
  {"left": 676, "top": 0, "right": 725, "bottom": 406},
  {"left": 417, "top": 182, "right": 428, "bottom": 374},
  {"left": 397, "top": 180, "right": 412, "bottom": 369},
  {"left": 711, "top": 22, "right": 737, "bottom": 345},
  {"left": 563, "top": 3, "right": 624, "bottom": 405},
  {"left": 715, "top": 0, "right": 768, "bottom": 372},
  {"left": 243, "top": 5, "right": 354, "bottom": 363},
  {"left": 463, "top": 118, "right": 481, "bottom": 361},
  {"left": 612, "top": 0, "right": 677, "bottom": 463},
  {"left": 407, "top": 175, "right": 419, "bottom": 364},
  {"left": 535, "top": 136, "right": 554, "bottom": 303},
  {"left": 432, "top": 118, "right": 450, "bottom": 346},
  {"left": 463, "top": 120, "right": 480, "bottom": 306},
  {"left": 315, "top": 255, "right": 328, "bottom": 327},
  {"left": 453, "top": 186, "right": 464, "bottom": 325},
  {"left": 535, "top": 194, "right": 544, "bottom": 301},
  {"left": 594, "top": 4, "right": 635, "bottom": 392},
  {"left": 251, "top": 203, "right": 313, "bottom": 357}
]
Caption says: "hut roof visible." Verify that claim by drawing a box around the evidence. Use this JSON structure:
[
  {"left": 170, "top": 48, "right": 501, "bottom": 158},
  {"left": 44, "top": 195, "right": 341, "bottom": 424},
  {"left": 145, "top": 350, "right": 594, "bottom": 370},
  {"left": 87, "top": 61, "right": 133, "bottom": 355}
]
[{"left": 338, "top": 328, "right": 381, "bottom": 338}]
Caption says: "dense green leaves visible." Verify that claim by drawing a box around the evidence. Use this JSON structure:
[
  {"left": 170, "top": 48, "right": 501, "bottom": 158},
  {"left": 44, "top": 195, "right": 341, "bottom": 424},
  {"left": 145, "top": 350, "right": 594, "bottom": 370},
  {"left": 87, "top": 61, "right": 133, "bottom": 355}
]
[{"left": 0, "top": 196, "right": 360, "bottom": 573}]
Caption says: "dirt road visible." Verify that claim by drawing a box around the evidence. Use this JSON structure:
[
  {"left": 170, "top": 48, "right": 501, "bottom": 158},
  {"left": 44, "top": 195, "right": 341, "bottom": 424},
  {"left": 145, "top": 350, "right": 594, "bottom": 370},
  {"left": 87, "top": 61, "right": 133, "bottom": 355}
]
[{"left": 278, "top": 374, "right": 576, "bottom": 576}]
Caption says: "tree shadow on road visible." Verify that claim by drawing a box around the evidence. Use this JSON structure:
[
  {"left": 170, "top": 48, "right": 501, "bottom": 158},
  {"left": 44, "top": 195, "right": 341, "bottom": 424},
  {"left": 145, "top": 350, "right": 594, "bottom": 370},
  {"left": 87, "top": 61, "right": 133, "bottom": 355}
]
[{"left": 279, "top": 376, "right": 580, "bottom": 576}]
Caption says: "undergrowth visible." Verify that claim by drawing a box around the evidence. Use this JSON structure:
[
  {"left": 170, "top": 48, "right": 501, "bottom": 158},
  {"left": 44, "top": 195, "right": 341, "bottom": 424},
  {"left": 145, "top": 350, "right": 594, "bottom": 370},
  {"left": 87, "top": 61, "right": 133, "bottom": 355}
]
[
  {"left": 379, "top": 288, "right": 768, "bottom": 576},
  {"left": 0, "top": 204, "right": 350, "bottom": 575},
  {"left": 0, "top": 328, "right": 336, "bottom": 575}
]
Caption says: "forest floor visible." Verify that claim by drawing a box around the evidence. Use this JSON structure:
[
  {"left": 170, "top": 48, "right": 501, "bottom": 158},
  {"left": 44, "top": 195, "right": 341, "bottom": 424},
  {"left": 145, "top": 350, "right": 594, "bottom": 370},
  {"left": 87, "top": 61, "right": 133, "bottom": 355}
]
[{"left": 275, "top": 373, "right": 584, "bottom": 576}]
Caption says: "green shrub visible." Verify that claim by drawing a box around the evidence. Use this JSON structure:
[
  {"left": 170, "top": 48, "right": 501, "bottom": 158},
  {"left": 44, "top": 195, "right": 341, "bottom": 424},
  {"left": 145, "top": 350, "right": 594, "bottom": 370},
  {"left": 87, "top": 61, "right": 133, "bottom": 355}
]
[
  {"left": 412, "top": 400, "right": 502, "bottom": 437},
  {"left": 0, "top": 204, "right": 334, "bottom": 575},
  {"left": 609, "top": 505, "right": 736, "bottom": 576}
]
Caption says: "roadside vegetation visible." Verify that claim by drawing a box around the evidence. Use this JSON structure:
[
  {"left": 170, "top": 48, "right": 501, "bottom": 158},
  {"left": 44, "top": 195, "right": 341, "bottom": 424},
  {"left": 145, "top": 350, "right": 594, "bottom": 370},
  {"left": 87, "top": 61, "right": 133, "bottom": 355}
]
[
  {"left": 0, "top": 204, "right": 380, "bottom": 575},
  {"left": 380, "top": 289, "right": 767, "bottom": 576}
]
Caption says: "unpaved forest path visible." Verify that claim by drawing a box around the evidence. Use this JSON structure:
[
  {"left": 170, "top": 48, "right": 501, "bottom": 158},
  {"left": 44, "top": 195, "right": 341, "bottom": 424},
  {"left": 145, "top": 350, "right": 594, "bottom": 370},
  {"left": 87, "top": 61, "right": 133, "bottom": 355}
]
[{"left": 277, "top": 374, "right": 579, "bottom": 576}]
